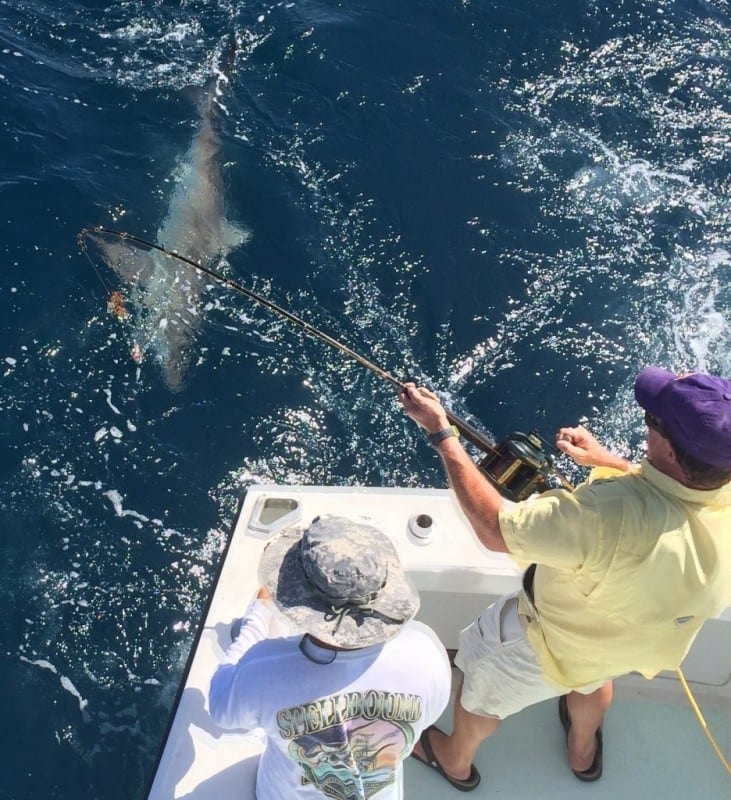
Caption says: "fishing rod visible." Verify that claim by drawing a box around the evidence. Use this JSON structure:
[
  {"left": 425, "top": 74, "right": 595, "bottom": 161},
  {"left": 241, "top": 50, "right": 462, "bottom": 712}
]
[
  {"left": 80, "top": 232, "right": 731, "bottom": 775},
  {"left": 78, "top": 225, "right": 574, "bottom": 500}
]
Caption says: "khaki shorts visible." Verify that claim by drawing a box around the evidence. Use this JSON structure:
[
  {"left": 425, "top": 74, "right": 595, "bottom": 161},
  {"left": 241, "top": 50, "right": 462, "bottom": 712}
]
[{"left": 454, "top": 591, "right": 605, "bottom": 720}]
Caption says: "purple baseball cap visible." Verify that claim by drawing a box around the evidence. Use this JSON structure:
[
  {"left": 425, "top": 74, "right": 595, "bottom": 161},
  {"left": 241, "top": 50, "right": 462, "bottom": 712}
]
[{"left": 634, "top": 366, "right": 731, "bottom": 468}]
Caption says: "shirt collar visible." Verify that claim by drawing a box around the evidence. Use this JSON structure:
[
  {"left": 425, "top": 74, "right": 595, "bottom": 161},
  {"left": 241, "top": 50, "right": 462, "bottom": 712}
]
[{"left": 639, "top": 458, "right": 731, "bottom": 505}]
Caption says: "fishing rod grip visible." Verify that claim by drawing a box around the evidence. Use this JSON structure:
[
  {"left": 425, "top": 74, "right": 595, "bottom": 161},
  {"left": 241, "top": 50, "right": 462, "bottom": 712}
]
[
  {"left": 398, "top": 383, "right": 497, "bottom": 453},
  {"left": 443, "top": 410, "right": 497, "bottom": 453}
]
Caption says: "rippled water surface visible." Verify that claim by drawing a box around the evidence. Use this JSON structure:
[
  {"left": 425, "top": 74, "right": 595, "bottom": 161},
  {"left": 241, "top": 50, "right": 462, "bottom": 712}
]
[{"left": 1, "top": 1, "right": 730, "bottom": 797}]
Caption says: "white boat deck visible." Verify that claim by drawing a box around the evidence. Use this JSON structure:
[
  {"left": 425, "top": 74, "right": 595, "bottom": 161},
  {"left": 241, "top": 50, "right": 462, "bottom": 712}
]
[
  {"left": 409, "top": 681, "right": 729, "bottom": 798},
  {"left": 146, "top": 485, "right": 731, "bottom": 800}
]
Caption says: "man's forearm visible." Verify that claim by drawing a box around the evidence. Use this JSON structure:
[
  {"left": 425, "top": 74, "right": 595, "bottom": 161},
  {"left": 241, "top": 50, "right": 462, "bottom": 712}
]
[
  {"left": 556, "top": 425, "right": 633, "bottom": 472},
  {"left": 592, "top": 452, "right": 633, "bottom": 472},
  {"left": 397, "top": 383, "right": 511, "bottom": 553},
  {"left": 209, "top": 599, "right": 273, "bottom": 731},
  {"left": 435, "top": 436, "right": 509, "bottom": 553}
]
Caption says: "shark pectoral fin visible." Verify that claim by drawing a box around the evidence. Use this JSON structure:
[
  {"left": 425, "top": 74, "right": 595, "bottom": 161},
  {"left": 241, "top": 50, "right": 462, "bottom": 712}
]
[{"left": 220, "top": 219, "right": 251, "bottom": 252}]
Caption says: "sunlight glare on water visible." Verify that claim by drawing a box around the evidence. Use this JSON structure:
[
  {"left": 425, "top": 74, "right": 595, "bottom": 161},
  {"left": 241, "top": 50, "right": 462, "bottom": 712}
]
[{"left": 0, "top": 0, "right": 730, "bottom": 797}]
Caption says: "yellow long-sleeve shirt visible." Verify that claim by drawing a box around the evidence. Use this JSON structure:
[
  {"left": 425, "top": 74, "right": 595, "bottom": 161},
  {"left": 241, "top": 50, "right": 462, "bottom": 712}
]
[{"left": 499, "top": 460, "right": 731, "bottom": 688}]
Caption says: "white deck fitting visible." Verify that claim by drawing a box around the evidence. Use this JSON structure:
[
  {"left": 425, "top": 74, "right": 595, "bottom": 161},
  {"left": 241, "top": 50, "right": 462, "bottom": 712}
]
[{"left": 146, "top": 485, "right": 731, "bottom": 800}]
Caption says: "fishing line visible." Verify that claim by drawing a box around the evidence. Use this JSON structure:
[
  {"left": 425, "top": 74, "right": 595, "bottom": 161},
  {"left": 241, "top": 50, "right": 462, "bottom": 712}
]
[
  {"left": 78, "top": 228, "right": 729, "bottom": 771},
  {"left": 78, "top": 225, "right": 574, "bottom": 493},
  {"left": 80, "top": 236, "right": 115, "bottom": 295}
]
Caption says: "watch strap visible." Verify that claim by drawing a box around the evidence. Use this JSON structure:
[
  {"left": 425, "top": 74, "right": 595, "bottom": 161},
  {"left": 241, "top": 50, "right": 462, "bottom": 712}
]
[{"left": 428, "top": 425, "right": 459, "bottom": 447}]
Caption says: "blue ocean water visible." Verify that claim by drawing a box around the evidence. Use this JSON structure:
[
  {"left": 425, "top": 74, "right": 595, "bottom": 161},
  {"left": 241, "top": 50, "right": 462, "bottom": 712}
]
[{"left": 1, "top": 1, "right": 729, "bottom": 797}]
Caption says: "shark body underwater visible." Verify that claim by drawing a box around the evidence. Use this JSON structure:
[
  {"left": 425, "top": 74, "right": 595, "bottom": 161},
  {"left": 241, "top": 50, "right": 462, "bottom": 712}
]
[{"left": 92, "top": 49, "right": 248, "bottom": 391}]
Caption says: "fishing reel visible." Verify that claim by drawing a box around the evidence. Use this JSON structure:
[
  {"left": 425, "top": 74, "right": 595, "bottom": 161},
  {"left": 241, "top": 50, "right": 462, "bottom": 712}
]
[
  {"left": 80, "top": 228, "right": 571, "bottom": 503},
  {"left": 477, "top": 430, "right": 555, "bottom": 502}
]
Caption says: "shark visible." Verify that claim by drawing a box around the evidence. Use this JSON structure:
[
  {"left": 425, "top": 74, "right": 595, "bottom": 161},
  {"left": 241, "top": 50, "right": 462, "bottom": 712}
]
[{"left": 93, "top": 49, "right": 248, "bottom": 391}]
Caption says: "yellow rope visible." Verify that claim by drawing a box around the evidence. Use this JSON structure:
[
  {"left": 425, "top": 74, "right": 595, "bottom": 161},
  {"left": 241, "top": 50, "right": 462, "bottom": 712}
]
[{"left": 676, "top": 667, "right": 731, "bottom": 773}]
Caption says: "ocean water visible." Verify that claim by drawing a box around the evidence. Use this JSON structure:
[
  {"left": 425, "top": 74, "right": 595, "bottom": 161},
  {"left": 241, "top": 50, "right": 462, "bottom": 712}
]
[{"left": 1, "top": 1, "right": 730, "bottom": 797}]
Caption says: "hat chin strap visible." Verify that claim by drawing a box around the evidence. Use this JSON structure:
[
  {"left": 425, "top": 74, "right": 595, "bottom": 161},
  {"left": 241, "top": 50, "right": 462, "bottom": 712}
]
[
  {"left": 323, "top": 596, "right": 407, "bottom": 636},
  {"left": 324, "top": 595, "right": 378, "bottom": 634}
]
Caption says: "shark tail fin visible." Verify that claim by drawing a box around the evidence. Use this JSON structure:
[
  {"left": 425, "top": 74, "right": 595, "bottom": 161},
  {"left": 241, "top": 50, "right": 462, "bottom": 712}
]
[
  {"left": 180, "top": 34, "right": 237, "bottom": 124},
  {"left": 202, "top": 35, "right": 238, "bottom": 120},
  {"left": 214, "top": 33, "right": 238, "bottom": 81}
]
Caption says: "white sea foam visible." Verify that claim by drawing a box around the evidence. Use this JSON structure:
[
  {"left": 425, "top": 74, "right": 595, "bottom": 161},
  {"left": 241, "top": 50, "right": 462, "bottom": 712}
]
[
  {"left": 60, "top": 675, "right": 89, "bottom": 717},
  {"left": 103, "top": 490, "right": 150, "bottom": 523},
  {"left": 103, "top": 388, "right": 122, "bottom": 415},
  {"left": 20, "top": 657, "right": 90, "bottom": 720},
  {"left": 20, "top": 656, "right": 58, "bottom": 674}
]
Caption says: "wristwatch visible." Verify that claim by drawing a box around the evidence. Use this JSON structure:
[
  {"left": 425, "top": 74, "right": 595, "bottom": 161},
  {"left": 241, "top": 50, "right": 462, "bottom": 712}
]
[{"left": 427, "top": 425, "right": 459, "bottom": 447}]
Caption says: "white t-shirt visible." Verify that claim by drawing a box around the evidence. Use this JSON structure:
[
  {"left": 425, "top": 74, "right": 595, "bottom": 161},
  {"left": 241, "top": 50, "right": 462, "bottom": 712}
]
[{"left": 209, "top": 601, "right": 451, "bottom": 800}]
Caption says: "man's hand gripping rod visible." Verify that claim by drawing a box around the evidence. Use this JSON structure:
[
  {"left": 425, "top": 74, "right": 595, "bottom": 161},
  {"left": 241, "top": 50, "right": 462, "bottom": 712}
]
[{"left": 79, "top": 226, "right": 573, "bottom": 493}]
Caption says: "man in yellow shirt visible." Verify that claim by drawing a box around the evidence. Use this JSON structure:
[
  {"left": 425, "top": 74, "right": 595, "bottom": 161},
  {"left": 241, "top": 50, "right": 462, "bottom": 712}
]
[{"left": 399, "top": 366, "right": 731, "bottom": 789}]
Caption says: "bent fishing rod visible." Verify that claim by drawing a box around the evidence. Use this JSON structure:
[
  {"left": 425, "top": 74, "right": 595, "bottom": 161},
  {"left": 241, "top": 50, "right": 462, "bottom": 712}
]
[{"left": 79, "top": 226, "right": 574, "bottom": 499}]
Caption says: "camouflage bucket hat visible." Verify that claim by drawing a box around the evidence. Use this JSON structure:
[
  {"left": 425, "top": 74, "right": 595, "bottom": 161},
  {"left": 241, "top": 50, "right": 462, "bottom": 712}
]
[{"left": 258, "top": 515, "right": 420, "bottom": 648}]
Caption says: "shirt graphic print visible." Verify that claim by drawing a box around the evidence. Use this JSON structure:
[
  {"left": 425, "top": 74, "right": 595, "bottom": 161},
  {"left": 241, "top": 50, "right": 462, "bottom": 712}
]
[{"left": 276, "top": 689, "right": 422, "bottom": 799}]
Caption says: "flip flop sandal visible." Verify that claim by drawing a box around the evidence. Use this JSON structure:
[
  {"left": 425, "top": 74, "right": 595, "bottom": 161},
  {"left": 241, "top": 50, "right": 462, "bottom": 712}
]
[
  {"left": 410, "top": 724, "right": 481, "bottom": 792},
  {"left": 558, "top": 695, "right": 603, "bottom": 781}
]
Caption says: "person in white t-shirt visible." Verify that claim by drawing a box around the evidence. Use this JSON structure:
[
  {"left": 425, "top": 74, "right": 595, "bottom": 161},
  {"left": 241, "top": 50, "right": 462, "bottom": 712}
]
[{"left": 209, "top": 514, "right": 459, "bottom": 800}]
